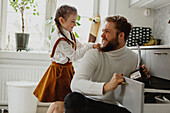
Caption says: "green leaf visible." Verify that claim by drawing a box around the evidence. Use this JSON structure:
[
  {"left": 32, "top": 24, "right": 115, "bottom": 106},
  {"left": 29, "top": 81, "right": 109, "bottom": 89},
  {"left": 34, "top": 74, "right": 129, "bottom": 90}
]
[
  {"left": 37, "top": 12, "right": 39, "bottom": 16},
  {"left": 77, "top": 15, "right": 81, "bottom": 21},
  {"left": 21, "top": 1, "right": 24, "bottom": 5},
  {"left": 49, "top": 36, "right": 51, "bottom": 41},
  {"left": 51, "top": 26, "right": 55, "bottom": 33},
  {"left": 76, "top": 22, "right": 81, "bottom": 26},
  {"left": 25, "top": 2, "right": 28, "bottom": 5},
  {"left": 15, "top": 9, "right": 18, "bottom": 12},
  {"left": 30, "top": 0, "right": 33, "bottom": 4},
  {"left": 74, "top": 32, "right": 79, "bottom": 38},
  {"left": 33, "top": 12, "right": 36, "bottom": 15},
  {"left": 46, "top": 17, "right": 53, "bottom": 25},
  {"left": 26, "top": 7, "right": 30, "bottom": 9}
]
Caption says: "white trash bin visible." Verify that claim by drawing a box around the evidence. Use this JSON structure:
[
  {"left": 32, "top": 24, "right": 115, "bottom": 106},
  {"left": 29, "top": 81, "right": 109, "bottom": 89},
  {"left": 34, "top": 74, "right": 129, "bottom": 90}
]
[{"left": 6, "top": 81, "right": 38, "bottom": 113}]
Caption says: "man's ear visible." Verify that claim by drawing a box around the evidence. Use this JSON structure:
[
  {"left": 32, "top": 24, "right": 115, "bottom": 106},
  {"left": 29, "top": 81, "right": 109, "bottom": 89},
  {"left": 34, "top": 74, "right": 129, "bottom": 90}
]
[
  {"left": 59, "top": 17, "right": 64, "bottom": 24},
  {"left": 119, "top": 32, "right": 125, "bottom": 40}
]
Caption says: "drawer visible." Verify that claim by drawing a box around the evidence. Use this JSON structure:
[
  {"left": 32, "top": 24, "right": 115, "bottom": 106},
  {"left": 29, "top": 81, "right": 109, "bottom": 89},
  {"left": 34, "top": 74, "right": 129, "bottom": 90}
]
[
  {"left": 145, "top": 49, "right": 170, "bottom": 80},
  {"left": 144, "top": 104, "right": 170, "bottom": 113}
]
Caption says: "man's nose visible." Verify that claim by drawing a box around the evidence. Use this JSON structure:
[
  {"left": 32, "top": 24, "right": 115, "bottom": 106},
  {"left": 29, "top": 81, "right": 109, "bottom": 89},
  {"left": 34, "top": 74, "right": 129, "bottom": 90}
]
[{"left": 101, "top": 32, "right": 105, "bottom": 38}]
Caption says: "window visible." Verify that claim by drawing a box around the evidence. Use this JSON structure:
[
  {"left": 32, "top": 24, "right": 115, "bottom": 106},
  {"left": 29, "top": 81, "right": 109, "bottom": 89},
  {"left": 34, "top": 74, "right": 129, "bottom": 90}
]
[
  {"left": 0, "top": 0, "right": 98, "bottom": 52},
  {"left": 1, "top": 0, "right": 55, "bottom": 52},
  {"left": 56, "top": 0, "right": 94, "bottom": 43}
]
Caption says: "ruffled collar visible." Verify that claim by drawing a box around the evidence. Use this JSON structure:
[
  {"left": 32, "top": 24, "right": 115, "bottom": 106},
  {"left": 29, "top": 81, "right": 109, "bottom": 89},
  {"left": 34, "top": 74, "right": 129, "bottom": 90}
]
[{"left": 57, "top": 27, "right": 73, "bottom": 41}]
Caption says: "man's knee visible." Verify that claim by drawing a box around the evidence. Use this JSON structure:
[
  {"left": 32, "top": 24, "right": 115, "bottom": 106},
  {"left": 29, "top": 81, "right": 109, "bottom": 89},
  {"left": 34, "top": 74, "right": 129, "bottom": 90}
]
[{"left": 64, "top": 92, "right": 87, "bottom": 113}]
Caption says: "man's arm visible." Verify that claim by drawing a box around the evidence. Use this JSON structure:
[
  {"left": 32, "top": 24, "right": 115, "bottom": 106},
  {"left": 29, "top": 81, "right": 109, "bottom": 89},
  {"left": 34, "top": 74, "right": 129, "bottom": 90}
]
[
  {"left": 71, "top": 49, "right": 105, "bottom": 96},
  {"left": 71, "top": 49, "right": 125, "bottom": 96}
]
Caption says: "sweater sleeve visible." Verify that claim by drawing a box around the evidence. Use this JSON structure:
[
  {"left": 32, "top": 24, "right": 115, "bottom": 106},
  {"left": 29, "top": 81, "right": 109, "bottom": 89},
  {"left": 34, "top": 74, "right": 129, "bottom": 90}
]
[
  {"left": 71, "top": 49, "right": 105, "bottom": 96},
  {"left": 56, "top": 40, "right": 93, "bottom": 62}
]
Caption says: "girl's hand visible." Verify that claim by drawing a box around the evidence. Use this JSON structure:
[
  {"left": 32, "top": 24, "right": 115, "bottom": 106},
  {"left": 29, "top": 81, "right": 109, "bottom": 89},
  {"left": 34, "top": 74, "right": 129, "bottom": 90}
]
[{"left": 93, "top": 43, "right": 101, "bottom": 51}]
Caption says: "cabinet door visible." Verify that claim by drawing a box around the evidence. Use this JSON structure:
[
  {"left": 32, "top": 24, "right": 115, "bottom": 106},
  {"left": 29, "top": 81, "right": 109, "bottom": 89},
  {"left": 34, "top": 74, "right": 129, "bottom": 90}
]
[
  {"left": 132, "top": 49, "right": 147, "bottom": 65},
  {"left": 114, "top": 77, "right": 144, "bottom": 113},
  {"left": 145, "top": 49, "right": 170, "bottom": 80},
  {"left": 129, "top": 0, "right": 170, "bottom": 9},
  {"left": 129, "top": 0, "right": 140, "bottom": 6}
]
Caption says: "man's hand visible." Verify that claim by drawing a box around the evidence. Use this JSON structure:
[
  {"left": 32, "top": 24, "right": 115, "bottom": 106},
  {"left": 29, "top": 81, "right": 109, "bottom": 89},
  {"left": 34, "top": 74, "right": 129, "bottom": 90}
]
[
  {"left": 141, "top": 65, "right": 150, "bottom": 78},
  {"left": 103, "top": 73, "right": 124, "bottom": 94}
]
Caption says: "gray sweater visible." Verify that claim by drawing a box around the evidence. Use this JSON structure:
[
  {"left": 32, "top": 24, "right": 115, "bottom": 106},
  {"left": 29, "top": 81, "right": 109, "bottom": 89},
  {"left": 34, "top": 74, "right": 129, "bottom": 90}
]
[{"left": 71, "top": 46, "right": 138, "bottom": 105}]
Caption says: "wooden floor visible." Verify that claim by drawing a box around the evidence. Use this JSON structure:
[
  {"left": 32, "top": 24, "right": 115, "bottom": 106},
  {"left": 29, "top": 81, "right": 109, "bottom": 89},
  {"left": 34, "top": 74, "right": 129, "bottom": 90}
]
[{"left": 0, "top": 105, "right": 49, "bottom": 113}]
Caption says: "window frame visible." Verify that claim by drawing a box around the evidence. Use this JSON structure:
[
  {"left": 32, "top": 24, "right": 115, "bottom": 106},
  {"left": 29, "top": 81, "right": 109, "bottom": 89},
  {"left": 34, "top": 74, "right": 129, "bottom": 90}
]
[
  {"left": 0, "top": 0, "right": 1, "bottom": 50},
  {"left": 0, "top": 0, "right": 100, "bottom": 52}
]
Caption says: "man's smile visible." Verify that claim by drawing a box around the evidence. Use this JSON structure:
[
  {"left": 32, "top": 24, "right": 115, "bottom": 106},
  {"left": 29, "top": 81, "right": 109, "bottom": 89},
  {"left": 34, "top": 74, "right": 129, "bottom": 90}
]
[{"left": 102, "top": 38, "right": 108, "bottom": 46}]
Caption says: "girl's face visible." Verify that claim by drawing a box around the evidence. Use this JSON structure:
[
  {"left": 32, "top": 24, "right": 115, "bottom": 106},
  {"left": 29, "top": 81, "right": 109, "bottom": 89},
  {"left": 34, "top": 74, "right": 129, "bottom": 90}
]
[{"left": 60, "top": 13, "right": 78, "bottom": 32}]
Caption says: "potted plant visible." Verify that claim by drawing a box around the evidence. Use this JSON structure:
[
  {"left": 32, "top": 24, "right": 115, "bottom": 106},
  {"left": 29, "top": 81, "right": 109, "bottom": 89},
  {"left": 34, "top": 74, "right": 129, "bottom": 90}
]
[{"left": 9, "top": 0, "right": 39, "bottom": 51}]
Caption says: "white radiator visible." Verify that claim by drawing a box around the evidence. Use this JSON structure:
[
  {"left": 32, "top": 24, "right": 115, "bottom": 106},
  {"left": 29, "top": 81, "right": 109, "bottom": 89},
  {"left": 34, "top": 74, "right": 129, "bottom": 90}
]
[{"left": 0, "top": 64, "right": 48, "bottom": 105}]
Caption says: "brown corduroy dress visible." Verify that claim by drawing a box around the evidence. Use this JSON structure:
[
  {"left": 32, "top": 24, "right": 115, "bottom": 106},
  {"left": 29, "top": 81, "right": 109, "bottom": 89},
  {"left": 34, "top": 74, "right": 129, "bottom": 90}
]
[{"left": 33, "top": 37, "right": 76, "bottom": 102}]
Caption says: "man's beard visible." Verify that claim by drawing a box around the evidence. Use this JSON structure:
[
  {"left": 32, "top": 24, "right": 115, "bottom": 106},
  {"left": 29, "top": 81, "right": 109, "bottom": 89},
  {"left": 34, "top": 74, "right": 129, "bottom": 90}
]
[{"left": 100, "top": 36, "right": 119, "bottom": 52}]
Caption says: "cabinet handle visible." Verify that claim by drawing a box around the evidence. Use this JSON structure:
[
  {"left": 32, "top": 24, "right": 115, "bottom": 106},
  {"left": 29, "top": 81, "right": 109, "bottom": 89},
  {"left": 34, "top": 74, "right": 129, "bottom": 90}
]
[{"left": 154, "top": 52, "right": 168, "bottom": 55}]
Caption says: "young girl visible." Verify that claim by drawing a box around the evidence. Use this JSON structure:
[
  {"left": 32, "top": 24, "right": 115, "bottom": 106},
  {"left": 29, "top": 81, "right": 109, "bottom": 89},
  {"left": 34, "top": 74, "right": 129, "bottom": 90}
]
[{"left": 33, "top": 5, "right": 100, "bottom": 113}]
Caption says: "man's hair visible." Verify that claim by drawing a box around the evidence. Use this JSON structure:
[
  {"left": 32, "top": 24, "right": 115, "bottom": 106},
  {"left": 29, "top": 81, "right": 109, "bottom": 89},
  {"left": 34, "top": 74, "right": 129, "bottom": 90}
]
[{"left": 105, "top": 15, "right": 132, "bottom": 41}]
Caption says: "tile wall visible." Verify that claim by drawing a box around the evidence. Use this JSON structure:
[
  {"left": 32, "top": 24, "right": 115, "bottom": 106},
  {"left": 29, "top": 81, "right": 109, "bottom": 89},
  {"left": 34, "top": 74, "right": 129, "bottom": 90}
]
[{"left": 153, "top": 4, "right": 170, "bottom": 45}]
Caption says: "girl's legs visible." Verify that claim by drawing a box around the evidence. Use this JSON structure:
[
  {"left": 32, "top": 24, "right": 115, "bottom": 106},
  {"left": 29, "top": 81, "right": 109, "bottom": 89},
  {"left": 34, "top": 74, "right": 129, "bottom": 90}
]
[{"left": 46, "top": 101, "right": 64, "bottom": 113}]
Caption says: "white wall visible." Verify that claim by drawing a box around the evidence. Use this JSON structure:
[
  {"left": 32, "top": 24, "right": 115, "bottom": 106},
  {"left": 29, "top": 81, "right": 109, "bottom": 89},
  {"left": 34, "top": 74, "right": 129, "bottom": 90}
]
[
  {"left": 115, "top": 0, "right": 153, "bottom": 28},
  {"left": 96, "top": 0, "right": 116, "bottom": 43},
  {"left": 1, "top": 0, "right": 8, "bottom": 50},
  {"left": 96, "top": 0, "right": 111, "bottom": 43},
  {"left": 0, "top": 0, "right": 2, "bottom": 50},
  {"left": 96, "top": 0, "right": 154, "bottom": 43},
  {"left": 153, "top": 4, "right": 170, "bottom": 45}
]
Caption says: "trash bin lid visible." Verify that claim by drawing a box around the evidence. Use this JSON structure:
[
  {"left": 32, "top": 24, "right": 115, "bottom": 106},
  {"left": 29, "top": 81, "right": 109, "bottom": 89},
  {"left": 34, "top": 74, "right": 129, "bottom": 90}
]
[{"left": 6, "top": 81, "right": 38, "bottom": 88}]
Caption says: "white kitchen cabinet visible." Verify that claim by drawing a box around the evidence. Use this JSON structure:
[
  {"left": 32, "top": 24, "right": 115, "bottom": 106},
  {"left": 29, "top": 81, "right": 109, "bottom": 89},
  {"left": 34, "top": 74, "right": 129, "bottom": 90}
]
[
  {"left": 144, "top": 89, "right": 170, "bottom": 113},
  {"left": 144, "top": 104, "right": 170, "bottom": 113},
  {"left": 130, "top": 46, "right": 170, "bottom": 113},
  {"left": 145, "top": 49, "right": 170, "bottom": 80},
  {"left": 116, "top": 77, "right": 170, "bottom": 113},
  {"left": 129, "top": 0, "right": 170, "bottom": 9},
  {"left": 115, "top": 77, "right": 144, "bottom": 113}
]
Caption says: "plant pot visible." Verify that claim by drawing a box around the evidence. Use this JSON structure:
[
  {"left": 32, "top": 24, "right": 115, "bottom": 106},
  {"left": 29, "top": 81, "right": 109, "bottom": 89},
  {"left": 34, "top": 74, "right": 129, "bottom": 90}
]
[
  {"left": 0, "top": 108, "right": 8, "bottom": 113},
  {"left": 15, "top": 33, "right": 29, "bottom": 52}
]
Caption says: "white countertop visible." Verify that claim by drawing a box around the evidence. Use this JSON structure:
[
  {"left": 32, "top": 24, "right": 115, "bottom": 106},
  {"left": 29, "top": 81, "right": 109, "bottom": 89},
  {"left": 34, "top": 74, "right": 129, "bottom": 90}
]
[{"left": 128, "top": 45, "right": 170, "bottom": 50}]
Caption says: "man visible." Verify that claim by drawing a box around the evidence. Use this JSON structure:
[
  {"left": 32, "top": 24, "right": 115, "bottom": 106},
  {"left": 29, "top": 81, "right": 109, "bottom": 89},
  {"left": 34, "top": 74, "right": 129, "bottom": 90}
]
[{"left": 67, "top": 15, "right": 148, "bottom": 113}]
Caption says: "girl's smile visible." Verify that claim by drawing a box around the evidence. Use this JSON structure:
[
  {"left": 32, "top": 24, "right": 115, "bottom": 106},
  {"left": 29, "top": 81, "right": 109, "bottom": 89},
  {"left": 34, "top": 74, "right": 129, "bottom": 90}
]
[{"left": 60, "top": 13, "right": 78, "bottom": 32}]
